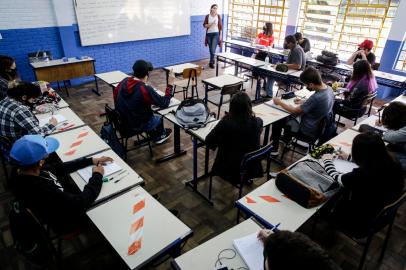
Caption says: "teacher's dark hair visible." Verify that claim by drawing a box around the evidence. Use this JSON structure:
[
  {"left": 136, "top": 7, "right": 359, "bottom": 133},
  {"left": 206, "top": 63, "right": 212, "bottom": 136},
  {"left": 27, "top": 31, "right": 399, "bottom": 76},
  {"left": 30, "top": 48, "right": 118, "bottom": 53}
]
[{"left": 210, "top": 4, "right": 218, "bottom": 9}]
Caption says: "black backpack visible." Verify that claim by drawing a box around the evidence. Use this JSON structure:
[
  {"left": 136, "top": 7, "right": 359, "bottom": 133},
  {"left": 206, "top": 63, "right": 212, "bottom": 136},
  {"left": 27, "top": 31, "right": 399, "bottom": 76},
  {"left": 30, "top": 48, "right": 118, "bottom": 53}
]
[
  {"left": 316, "top": 50, "right": 339, "bottom": 66},
  {"left": 9, "top": 200, "right": 56, "bottom": 266},
  {"left": 100, "top": 122, "right": 125, "bottom": 158}
]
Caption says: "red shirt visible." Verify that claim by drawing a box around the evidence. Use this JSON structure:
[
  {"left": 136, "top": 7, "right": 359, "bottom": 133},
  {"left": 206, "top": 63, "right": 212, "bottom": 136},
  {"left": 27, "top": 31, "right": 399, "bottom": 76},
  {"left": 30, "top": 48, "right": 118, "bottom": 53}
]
[{"left": 257, "top": 33, "right": 274, "bottom": 47}]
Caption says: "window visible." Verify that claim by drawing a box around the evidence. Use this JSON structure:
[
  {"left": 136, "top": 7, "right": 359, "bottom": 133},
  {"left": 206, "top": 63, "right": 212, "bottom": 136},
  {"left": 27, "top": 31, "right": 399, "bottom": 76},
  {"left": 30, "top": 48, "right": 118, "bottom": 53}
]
[
  {"left": 227, "top": 0, "right": 290, "bottom": 47},
  {"left": 395, "top": 38, "right": 406, "bottom": 71},
  {"left": 298, "top": 0, "right": 400, "bottom": 62}
]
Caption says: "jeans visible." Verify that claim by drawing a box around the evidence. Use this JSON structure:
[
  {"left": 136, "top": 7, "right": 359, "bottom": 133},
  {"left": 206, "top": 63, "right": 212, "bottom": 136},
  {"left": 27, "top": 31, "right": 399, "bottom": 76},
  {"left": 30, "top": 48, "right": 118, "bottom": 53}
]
[
  {"left": 266, "top": 77, "right": 275, "bottom": 97},
  {"left": 207, "top": 32, "right": 219, "bottom": 64},
  {"left": 138, "top": 115, "right": 165, "bottom": 141}
]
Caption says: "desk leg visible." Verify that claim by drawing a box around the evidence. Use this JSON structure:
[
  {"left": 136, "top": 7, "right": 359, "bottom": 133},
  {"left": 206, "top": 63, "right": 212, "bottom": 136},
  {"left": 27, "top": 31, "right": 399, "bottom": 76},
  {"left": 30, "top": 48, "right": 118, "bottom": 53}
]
[
  {"left": 164, "top": 69, "right": 169, "bottom": 86},
  {"left": 204, "top": 83, "right": 209, "bottom": 104},
  {"left": 156, "top": 124, "right": 187, "bottom": 163},
  {"left": 216, "top": 56, "right": 219, "bottom": 76},
  {"left": 92, "top": 75, "right": 101, "bottom": 96},
  {"left": 184, "top": 137, "right": 213, "bottom": 205},
  {"left": 263, "top": 125, "right": 270, "bottom": 146},
  {"left": 234, "top": 62, "right": 239, "bottom": 76},
  {"left": 253, "top": 76, "right": 262, "bottom": 103}
]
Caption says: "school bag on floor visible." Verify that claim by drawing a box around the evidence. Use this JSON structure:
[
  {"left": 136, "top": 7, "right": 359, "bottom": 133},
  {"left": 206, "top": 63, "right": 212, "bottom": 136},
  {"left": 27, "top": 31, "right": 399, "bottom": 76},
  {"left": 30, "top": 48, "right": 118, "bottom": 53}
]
[
  {"left": 174, "top": 98, "right": 213, "bottom": 130},
  {"left": 275, "top": 159, "right": 340, "bottom": 208}
]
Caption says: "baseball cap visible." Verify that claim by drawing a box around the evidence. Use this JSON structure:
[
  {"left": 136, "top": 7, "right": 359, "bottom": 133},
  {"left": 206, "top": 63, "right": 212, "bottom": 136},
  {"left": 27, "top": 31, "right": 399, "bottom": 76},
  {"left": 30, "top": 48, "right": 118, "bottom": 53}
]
[
  {"left": 132, "top": 60, "right": 153, "bottom": 78},
  {"left": 10, "top": 135, "right": 60, "bottom": 166},
  {"left": 358, "top": 39, "right": 373, "bottom": 50}
]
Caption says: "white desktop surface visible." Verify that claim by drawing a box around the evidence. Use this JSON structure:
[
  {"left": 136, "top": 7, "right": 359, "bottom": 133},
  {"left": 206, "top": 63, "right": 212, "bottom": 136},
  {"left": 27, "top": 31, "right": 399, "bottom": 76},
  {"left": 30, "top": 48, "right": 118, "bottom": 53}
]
[
  {"left": 49, "top": 126, "right": 110, "bottom": 162},
  {"left": 202, "top": 74, "right": 245, "bottom": 88},
  {"left": 87, "top": 186, "right": 192, "bottom": 270},
  {"left": 173, "top": 218, "right": 261, "bottom": 270},
  {"left": 252, "top": 104, "right": 290, "bottom": 126},
  {"left": 37, "top": 107, "right": 85, "bottom": 134},
  {"left": 95, "top": 70, "right": 129, "bottom": 85},
  {"left": 163, "top": 63, "right": 199, "bottom": 74},
  {"left": 216, "top": 52, "right": 246, "bottom": 60},
  {"left": 325, "top": 128, "right": 360, "bottom": 155},
  {"left": 30, "top": 57, "right": 94, "bottom": 69},
  {"left": 70, "top": 149, "right": 143, "bottom": 204}
]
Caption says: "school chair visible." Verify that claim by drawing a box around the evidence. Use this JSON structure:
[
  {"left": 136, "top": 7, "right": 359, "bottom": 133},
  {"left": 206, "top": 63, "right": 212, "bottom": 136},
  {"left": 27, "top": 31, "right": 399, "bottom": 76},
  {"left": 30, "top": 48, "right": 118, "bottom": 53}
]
[
  {"left": 280, "top": 113, "right": 333, "bottom": 160},
  {"left": 173, "top": 67, "right": 202, "bottom": 99},
  {"left": 338, "top": 189, "right": 406, "bottom": 270},
  {"left": 206, "top": 81, "right": 243, "bottom": 119},
  {"left": 335, "top": 91, "right": 377, "bottom": 130},
  {"left": 104, "top": 104, "right": 152, "bottom": 160},
  {"left": 0, "top": 135, "right": 12, "bottom": 185},
  {"left": 208, "top": 143, "right": 273, "bottom": 203}
]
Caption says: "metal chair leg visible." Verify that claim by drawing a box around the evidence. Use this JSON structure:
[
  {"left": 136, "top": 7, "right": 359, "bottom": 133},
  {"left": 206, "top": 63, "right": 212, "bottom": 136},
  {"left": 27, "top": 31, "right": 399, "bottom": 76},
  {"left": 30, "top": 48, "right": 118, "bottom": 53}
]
[
  {"left": 358, "top": 234, "right": 373, "bottom": 270},
  {"left": 208, "top": 174, "right": 213, "bottom": 201},
  {"left": 379, "top": 219, "right": 395, "bottom": 262}
]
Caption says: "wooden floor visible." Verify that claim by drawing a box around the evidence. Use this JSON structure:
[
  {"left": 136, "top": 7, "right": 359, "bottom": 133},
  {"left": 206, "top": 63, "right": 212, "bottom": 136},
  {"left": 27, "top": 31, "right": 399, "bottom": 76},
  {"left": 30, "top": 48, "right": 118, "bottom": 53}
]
[{"left": 0, "top": 59, "right": 405, "bottom": 270}]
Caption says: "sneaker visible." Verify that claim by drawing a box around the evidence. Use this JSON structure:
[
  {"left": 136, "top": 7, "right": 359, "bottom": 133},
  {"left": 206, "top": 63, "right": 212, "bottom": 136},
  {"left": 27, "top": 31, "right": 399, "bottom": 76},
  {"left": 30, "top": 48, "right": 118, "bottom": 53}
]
[
  {"left": 209, "top": 63, "right": 215, "bottom": 69},
  {"left": 270, "top": 150, "right": 279, "bottom": 157},
  {"left": 261, "top": 94, "right": 272, "bottom": 101},
  {"left": 154, "top": 128, "right": 172, "bottom": 145},
  {"left": 269, "top": 172, "right": 278, "bottom": 179}
]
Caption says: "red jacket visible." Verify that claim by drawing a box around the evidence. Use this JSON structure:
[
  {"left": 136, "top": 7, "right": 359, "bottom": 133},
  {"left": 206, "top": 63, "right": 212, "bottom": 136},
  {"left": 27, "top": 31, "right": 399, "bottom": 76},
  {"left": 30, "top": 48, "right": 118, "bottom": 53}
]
[{"left": 203, "top": 14, "right": 222, "bottom": 47}]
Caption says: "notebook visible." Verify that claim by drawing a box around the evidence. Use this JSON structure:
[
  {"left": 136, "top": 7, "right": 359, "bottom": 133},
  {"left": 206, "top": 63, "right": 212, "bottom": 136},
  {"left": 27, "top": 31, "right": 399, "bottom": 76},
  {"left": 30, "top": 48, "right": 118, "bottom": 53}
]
[
  {"left": 77, "top": 162, "right": 121, "bottom": 183},
  {"left": 38, "top": 114, "right": 67, "bottom": 127},
  {"left": 233, "top": 232, "right": 264, "bottom": 270},
  {"left": 333, "top": 159, "right": 358, "bottom": 174}
]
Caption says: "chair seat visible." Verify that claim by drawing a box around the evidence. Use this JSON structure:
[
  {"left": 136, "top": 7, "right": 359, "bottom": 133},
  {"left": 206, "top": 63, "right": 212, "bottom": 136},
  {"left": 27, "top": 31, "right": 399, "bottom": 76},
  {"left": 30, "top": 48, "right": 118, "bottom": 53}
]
[
  {"left": 337, "top": 106, "right": 367, "bottom": 120},
  {"left": 207, "top": 94, "right": 231, "bottom": 106},
  {"left": 173, "top": 79, "right": 197, "bottom": 88}
]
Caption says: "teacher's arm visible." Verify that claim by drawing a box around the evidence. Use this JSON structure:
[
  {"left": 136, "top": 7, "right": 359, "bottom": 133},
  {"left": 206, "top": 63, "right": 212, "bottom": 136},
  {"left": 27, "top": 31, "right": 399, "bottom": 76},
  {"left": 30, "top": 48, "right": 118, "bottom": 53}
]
[
  {"left": 218, "top": 15, "right": 223, "bottom": 46},
  {"left": 203, "top": 15, "right": 211, "bottom": 28}
]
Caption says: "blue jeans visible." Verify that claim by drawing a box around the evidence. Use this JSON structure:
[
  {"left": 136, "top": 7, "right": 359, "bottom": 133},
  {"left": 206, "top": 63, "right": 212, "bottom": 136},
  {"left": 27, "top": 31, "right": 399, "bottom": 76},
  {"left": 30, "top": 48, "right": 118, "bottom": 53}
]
[
  {"left": 207, "top": 32, "right": 219, "bottom": 64},
  {"left": 138, "top": 115, "right": 165, "bottom": 140},
  {"left": 266, "top": 77, "right": 275, "bottom": 97}
]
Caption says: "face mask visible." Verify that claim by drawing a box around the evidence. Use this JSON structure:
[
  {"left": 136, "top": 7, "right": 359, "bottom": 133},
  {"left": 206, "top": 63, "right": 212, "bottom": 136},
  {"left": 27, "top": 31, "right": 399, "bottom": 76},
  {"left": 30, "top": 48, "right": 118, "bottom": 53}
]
[
  {"left": 283, "top": 43, "right": 288, "bottom": 50},
  {"left": 6, "top": 68, "right": 17, "bottom": 78}
]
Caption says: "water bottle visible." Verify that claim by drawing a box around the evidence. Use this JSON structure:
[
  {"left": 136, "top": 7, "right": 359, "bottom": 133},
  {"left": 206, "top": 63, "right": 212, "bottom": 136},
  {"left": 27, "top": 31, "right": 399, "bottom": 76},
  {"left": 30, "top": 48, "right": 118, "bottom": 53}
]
[
  {"left": 265, "top": 55, "right": 270, "bottom": 67},
  {"left": 43, "top": 51, "right": 49, "bottom": 62}
]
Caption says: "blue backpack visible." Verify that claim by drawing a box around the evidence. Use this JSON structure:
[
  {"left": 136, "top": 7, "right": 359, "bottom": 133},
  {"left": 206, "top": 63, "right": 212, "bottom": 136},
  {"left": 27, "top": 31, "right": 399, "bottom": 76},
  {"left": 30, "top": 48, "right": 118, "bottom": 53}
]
[{"left": 100, "top": 122, "right": 125, "bottom": 158}]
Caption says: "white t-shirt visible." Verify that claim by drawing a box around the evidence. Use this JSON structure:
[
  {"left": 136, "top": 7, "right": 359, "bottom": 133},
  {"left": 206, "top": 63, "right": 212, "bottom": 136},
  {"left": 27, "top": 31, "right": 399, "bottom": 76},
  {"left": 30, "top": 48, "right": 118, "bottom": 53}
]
[{"left": 207, "top": 14, "right": 219, "bottom": 33}]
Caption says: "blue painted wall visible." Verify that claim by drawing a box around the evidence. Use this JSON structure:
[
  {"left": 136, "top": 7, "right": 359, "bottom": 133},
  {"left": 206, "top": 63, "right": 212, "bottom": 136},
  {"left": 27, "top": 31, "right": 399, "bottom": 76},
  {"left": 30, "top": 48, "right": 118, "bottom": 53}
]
[{"left": 0, "top": 15, "right": 219, "bottom": 84}]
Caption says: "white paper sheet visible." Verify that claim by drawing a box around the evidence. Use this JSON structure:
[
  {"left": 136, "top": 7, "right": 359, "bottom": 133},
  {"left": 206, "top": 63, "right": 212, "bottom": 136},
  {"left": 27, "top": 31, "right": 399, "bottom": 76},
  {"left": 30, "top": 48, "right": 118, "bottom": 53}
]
[
  {"left": 233, "top": 232, "right": 264, "bottom": 270},
  {"left": 333, "top": 159, "right": 358, "bottom": 174},
  {"left": 38, "top": 114, "right": 67, "bottom": 127},
  {"left": 77, "top": 162, "right": 122, "bottom": 183}
]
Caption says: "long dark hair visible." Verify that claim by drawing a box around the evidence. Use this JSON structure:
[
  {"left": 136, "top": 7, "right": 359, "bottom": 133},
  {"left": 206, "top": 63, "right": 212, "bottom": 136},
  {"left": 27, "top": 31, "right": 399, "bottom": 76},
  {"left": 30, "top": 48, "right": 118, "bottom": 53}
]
[
  {"left": 0, "top": 55, "right": 17, "bottom": 81},
  {"left": 227, "top": 92, "right": 255, "bottom": 123},
  {"left": 382, "top": 101, "right": 406, "bottom": 130},
  {"left": 352, "top": 132, "right": 399, "bottom": 171},
  {"left": 351, "top": 59, "right": 373, "bottom": 81},
  {"left": 263, "top": 22, "right": 273, "bottom": 36}
]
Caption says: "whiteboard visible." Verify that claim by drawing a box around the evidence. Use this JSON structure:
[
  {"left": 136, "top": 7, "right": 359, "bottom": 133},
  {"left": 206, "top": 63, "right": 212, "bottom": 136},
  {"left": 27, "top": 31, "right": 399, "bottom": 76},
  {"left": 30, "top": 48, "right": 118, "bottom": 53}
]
[{"left": 74, "top": 0, "right": 191, "bottom": 46}]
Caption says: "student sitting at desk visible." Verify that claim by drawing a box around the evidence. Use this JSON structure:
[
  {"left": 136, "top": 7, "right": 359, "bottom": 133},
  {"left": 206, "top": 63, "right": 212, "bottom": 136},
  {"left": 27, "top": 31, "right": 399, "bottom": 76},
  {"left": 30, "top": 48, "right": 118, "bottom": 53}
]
[
  {"left": 262, "top": 35, "right": 306, "bottom": 99},
  {"left": 114, "top": 60, "right": 174, "bottom": 144},
  {"left": 378, "top": 102, "right": 406, "bottom": 171},
  {"left": 294, "top": 32, "right": 311, "bottom": 53},
  {"left": 0, "top": 55, "right": 19, "bottom": 100},
  {"left": 258, "top": 230, "right": 341, "bottom": 270},
  {"left": 9, "top": 135, "right": 112, "bottom": 234},
  {"left": 269, "top": 67, "right": 334, "bottom": 156},
  {"left": 206, "top": 92, "right": 263, "bottom": 184},
  {"left": 0, "top": 81, "right": 57, "bottom": 141},
  {"left": 333, "top": 60, "right": 377, "bottom": 116},
  {"left": 322, "top": 132, "right": 404, "bottom": 236},
  {"left": 347, "top": 39, "right": 376, "bottom": 67}
]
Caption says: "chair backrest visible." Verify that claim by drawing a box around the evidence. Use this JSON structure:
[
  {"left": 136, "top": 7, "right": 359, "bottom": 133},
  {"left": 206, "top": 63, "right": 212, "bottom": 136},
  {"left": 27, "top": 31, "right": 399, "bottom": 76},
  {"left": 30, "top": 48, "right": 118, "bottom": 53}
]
[
  {"left": 240, "top": 143, "right": 273, "bottom": 177},
  {"left": 183, "top": 67, "right": 202, "bottom": 79},
  {"left": 362, "top": 91, "right": 377, "bottom": 106},
  {"left": 371, "top": 189, "right": 406, "bottom": 234},
  {"left": 221, "top": 82, "right": 243, "bottom": 96},
  {"left": 104, "top": 104, "right": 131, "bottom": 137}
]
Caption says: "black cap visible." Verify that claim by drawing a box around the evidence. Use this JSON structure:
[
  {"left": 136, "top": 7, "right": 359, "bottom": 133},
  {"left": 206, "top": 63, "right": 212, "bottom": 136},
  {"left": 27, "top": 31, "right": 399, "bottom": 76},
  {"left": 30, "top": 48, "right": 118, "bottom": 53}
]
[{"left": 132, "top": 60, "right": 153, "bottom": 78}]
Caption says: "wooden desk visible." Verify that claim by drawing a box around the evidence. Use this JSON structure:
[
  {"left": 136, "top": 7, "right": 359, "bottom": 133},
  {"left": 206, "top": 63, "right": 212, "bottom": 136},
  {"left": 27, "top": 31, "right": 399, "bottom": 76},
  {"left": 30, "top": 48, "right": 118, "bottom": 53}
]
[
  {"left": 87, "top": 186, "right": 192, "bottom": 270},
  {"left": 70, "top": 149, "right": 144, "bottom": 205},
  {"left": 30, "top": 57, "right": 97, "bottom": 95},
  {"left": 172, "top": 218, "right": 262, "bottom": 270},
  {"left": 49, "top": 126, "right": 110, "bottom": 162}
]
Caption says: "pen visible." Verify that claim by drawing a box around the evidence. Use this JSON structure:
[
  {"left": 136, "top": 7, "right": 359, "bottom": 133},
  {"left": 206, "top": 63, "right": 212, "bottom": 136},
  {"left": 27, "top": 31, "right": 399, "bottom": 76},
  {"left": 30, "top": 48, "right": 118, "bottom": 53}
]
[
  {"left": 114, "top": 173, "right": 130, "bottom": 183},
  {"left": 272, "top": 222, "right": 281, "bottom": 232},
  {"left": 109, "top": 170, "right": 126, "bottom": 181}
]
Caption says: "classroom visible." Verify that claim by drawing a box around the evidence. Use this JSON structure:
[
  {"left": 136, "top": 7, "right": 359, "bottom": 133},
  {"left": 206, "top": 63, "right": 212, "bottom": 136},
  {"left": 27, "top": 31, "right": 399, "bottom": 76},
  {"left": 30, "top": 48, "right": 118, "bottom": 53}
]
[{"left": 0, "top": 0, "right": 406, "bottom": 269}]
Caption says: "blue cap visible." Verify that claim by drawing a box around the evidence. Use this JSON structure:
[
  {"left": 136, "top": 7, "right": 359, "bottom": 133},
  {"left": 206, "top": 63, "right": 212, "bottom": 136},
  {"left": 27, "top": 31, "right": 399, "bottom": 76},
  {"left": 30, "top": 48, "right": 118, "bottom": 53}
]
[{"left": 10, "top": 135, "right": 60, "bottom": 166}]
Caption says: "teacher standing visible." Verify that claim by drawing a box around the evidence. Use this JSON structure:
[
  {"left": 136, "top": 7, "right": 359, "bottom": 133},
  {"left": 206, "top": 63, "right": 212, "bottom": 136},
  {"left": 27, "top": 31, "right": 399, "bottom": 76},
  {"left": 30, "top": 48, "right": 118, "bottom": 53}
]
[{"left": 204, "top": 4, "right": 222, "bottom": 69}]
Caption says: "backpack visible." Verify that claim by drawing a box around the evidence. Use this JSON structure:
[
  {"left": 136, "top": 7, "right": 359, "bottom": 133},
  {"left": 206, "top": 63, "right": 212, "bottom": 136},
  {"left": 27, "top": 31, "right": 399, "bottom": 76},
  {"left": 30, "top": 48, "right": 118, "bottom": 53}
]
[
  {"left": 9, "top": 200, "right": 56, "bottom": 265},
  {"left": 275, "top": 159, "right": 340, "bottom": 208},
  {"left": 316, "top": 50, "right": 339, "bottom": 66},
  {"left": 100, "top": 122, "right": 125, "bottom": 158},
  {"left": 174, "top": 98, "right": 213, "bottom": 130}
]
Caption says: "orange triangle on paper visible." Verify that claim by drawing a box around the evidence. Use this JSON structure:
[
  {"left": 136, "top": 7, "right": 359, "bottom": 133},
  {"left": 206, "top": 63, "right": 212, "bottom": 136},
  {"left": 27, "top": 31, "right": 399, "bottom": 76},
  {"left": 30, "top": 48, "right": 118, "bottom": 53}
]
[
  {"left": 130, "top": 217, "right": 144, "bottom": 234},
  {"left": 77, "top": 131, "right": 89, "bottom": 138},
  {"left": 127, "top": 238, "right": 142, "bottom": 255},
  {"left": 339, "top": 141, "right": 352, "bottom": 147},
  {"left": 245, "top": 196, "right": 256, "bottom": 204},
  {"left": 259, "top": 195, "right": 280, "bottom": 203},
  {"left": 64, "top": 149, "right": 77, "bottom": 156},
  {"left": 132, "top": 199, "right": 145, "bottom": 214}
]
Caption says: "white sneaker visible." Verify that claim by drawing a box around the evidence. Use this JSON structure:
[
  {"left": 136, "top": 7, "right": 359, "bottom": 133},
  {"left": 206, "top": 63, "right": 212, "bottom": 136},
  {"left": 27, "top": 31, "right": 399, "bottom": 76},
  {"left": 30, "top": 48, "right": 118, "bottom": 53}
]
[{"left": 270, "top": 150, "right": 279, "bottom": 157}]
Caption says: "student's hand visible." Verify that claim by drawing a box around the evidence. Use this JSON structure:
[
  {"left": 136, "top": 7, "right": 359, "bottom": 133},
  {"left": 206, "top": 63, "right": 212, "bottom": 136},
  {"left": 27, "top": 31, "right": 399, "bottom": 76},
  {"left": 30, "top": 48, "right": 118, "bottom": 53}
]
[
  {"left": 321, "top": 153, "right": 334, "bottom": 161},
  {"left": 49, "top": 117, "right": 58, "bottom": 126},
  {"left": 168, "top": 69, "right": 176, "bottom": 86},
  {"left": 273, "top": 97, "right": 282, "bottom": 105},
  {"left": 257, "top": 229, "right": 272, "bottom": 243},
  {"left": 375, "top": 119, "right": 383, "bottom": 126},
  {"left": 294, "top": 98, "right": 304, "bottom": 105},
  {"left": 93, "top": 156, "right": 113, "bottom": 166},
  {"left": 336, "top": 152, "right": 349, "bottom": 161},
  {"left": 92, "top": 164, "right": 105, "bottom": 176}
]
